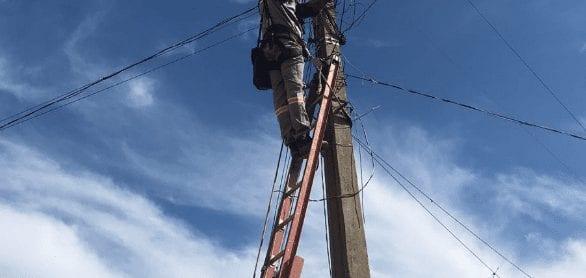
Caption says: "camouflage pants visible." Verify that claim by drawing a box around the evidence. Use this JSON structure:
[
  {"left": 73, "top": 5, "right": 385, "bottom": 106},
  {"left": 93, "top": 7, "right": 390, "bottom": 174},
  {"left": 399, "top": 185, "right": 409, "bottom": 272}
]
[{"left": 270, "top": 55, "right": 310, "bottom": 146}]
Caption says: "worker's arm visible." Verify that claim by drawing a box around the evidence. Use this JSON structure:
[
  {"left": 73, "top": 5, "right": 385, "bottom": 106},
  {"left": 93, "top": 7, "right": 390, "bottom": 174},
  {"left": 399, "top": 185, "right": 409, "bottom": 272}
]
[{"left": 296, "top": 0, "right": 327, "bottom": 19}]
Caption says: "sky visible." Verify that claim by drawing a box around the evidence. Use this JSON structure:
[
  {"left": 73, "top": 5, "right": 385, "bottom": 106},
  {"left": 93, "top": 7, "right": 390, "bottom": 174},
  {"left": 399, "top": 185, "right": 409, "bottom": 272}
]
[{"left": 0, "top": 0, "right": 585, "bottom": 277}]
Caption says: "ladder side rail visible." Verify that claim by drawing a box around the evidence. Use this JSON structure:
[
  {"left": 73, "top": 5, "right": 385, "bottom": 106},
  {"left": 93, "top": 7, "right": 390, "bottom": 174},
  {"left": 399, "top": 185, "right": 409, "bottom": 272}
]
[
  {"left": 262, "top": 161, "right": 304, "bottom": 278},
  {"left": 279, "top": 57, "right": 340, "bottom": 278}
]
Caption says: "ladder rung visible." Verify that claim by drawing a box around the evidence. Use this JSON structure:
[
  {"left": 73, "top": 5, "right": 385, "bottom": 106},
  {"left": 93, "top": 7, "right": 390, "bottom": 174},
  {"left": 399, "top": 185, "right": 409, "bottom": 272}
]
[
  {"left": 276, "top": 214, "right": 295, "bottom": 230},
  {"left": 269, "top": 250, "right": 285, "bottom": 265},
  {"left": 285, "top": 182, "right": 302, "bottom": 197}
]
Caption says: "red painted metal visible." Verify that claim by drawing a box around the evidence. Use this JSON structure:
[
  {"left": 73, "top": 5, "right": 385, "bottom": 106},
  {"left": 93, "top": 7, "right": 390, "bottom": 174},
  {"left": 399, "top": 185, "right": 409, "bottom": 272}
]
[
  {"left": 262, "top": 160, "right": 303, "bottom": 277},
  {"left": 260, "top": 57, "right": 339, "bottom": 278},
  {"left": 289, "top": 256, "right": 304, "bottom": 278},
  {"left": 279, "top": 57, "right": 340, "bottom": 278}
]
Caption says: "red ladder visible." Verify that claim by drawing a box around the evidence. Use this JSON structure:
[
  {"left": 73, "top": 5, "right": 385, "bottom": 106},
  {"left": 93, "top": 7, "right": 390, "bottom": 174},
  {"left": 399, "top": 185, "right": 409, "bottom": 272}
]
[{"left": 261, "top": 56, "right": 340, "bottom": 278}]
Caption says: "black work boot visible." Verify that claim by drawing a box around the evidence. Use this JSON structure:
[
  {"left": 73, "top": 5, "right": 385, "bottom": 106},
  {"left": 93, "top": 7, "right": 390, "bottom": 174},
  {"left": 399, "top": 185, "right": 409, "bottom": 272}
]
[{"left": 294, "top": 135, "right": 312, "bottom": 159}]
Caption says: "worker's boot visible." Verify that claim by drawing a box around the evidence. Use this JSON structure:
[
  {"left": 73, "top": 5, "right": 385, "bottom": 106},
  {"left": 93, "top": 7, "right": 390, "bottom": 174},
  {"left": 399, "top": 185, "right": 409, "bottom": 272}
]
[{"left": 291, "top": 134, "right": 328, "bottom": 160}]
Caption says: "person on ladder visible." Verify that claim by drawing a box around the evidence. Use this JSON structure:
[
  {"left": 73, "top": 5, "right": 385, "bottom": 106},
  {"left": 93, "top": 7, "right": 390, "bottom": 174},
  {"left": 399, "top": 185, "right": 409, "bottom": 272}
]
[{"left": 259, "top": 0, "right": 326, "bottom": 158}]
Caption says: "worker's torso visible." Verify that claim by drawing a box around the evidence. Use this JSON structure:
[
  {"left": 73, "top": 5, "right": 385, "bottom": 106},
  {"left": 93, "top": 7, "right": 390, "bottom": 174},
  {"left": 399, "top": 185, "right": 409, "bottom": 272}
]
[{"left": 260, "top": 0, "right": 304, "bottom": 44}]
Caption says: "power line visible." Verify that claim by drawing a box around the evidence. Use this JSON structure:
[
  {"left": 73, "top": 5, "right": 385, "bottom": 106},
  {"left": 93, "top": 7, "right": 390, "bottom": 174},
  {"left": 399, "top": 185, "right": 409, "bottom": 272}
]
[
  {"left": 0, "top": 6, "right": 257, "bottom": 132},
  {"left": 352, "top": 136, "right": 533, "bottom": 278},
  {"left": 341, "top": 0, "right": 378, "bottom": 33},
  {"left": 346, "top": 73, "right": 586, "bottom": 142},
  {"left": 463, "top": 0, "right": 586, "bottom": 134},
  {"left": 0, "top": 27, "right": 256, "bottom": 131},
  {"left": 352, "top": 137, "right": 503, "bottom": 277},
  {"left": 521, "top": 126, "right": 586, "bottom": 185},
  {"left": 409, "top": 23, "right": 586, "bottom": 188}
]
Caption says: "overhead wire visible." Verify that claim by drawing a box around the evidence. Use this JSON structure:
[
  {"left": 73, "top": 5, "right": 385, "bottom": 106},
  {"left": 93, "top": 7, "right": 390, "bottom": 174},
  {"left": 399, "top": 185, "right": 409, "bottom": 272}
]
[
  {"left": 0, "top": 26, "right": 257, "bottom": 131},
  {"left": 410, "top": 22, "right": 586, "bottom": 187},
  {"left": 0, "top": 6, "right": 257, "bottom": 132},
  {"left": 320, "top": 156, "right": 333, "bottom": 277},
  {"left": 346, "top": 73, "right": 586, "bottom": 142},
  {"left": 353, "top": 138, "right": 502, "bottom": 277},
  {"left": 521, "top": 126, "right": 586, "bottom": 185},
  {"left": 463, "top": 0, "right": 586, "bottom": 134},
  {"left": 341, "top": 0, "right": 378, "bottom": 33},
  {"left": 352, "top": 136, "right": 534, "bottom": 278}
]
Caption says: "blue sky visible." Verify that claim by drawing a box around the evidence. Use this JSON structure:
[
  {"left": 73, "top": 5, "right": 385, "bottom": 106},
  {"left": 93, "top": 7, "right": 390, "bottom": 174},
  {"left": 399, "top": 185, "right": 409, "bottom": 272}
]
[{"left": 1, "top": 0, "right": 585, "bottom": 277}]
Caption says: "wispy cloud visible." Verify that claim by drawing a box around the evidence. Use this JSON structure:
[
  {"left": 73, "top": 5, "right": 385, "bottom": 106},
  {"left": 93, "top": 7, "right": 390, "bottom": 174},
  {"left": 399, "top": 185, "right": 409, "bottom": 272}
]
[
  {"left": 1, "top": 119, "right": 586, "bottom": 277},
  {"left": 0, "top": 139, "right": 256, "bottom": 277},
  {"left": 63, "top": 13, "right": 109, "bottom": 80},
  {"left": 126, "top": 78, "right": 155, "bottom": 108},
  {"left": 0, "top": 56, "right": 45, "bottom": 101},
  {"left": 494, "top": 169, "right": 586, "bottom": 221}
]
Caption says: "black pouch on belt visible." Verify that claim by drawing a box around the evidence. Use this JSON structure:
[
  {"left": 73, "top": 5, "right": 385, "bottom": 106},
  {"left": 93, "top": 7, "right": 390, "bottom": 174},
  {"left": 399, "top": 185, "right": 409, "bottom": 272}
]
[{"left": 251, "top": 46, "right": 273, "bottom": 91}]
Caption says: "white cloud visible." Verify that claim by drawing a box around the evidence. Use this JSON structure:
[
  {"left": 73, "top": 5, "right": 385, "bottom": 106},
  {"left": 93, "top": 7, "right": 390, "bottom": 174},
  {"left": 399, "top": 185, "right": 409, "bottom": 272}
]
[
  {"left": 63, "top": 13, "right": 108, "bottom": 79},
  {"left": 532, "top": 240, "right": 586, "bottom": 277},
  {"left": 580, "top": 43, "right": 586, "bottom": 53},
  {"left": 126, "top": 78, "right": 155, "bottom": 108},
  {"left": 0, "top": 56, "right": 45, "bottom": 100},
  {"left": 0, "top": 139, "right": 255, "bottom": 277},
  {"left": 494, "top": 169, "right": 586, "bottom": 221},
  {"left": 0, "top": 206, "right": 122, "bottom": 278},
  {"left": 1, "top": 120, "right": 586, "bottom": 277}
]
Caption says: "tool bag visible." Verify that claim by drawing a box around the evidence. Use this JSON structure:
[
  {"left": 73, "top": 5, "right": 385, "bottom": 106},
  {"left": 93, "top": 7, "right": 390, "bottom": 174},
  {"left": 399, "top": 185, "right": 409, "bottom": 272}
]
[
  {"left": 251, "top": 46, "right": 273, "bottom": 91},
  {"left": 251, "top": 0, "right": 274, "bottom": 91}
]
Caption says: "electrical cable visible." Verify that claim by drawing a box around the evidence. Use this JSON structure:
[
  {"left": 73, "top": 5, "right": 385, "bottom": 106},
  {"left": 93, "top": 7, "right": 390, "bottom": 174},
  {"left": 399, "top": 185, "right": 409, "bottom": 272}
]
[
  {"left": 320, "top": 156, "right": 333, "bottom": 277},
  {"left": 0, "top": 26, "right": 256, "bottom": 131},
  {"left": 353, "top": 136, "right": 534, "bottom": 278},
  {"left": 0, "top": 6, "right": 257, "bottom": 131},
  {"left": 342, "top": 0, "right": 378, "bottom": 33},
  {"left": 346, "top": 73, "right": 586, "bottom": 142},
  {"left": 253, "top": 142, "right": 285, "bottom": 278},
  {"left": 353, "top": 137, "right": 503, "bottom": 277},
  {"left": 463, "top": 0, "right": 586, "bottom": 134},
  {"left": 410, "top": 23, "right": 586, "bottom": 195},
  {"left": 521, "top": 126, "right": 586, "bottom": 185}
]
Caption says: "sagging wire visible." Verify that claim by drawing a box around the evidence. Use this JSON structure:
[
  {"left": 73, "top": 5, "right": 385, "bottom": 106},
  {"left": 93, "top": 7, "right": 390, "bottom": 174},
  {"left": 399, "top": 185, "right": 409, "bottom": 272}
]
[
  {"left": 353, "top": 136, "right": 533, "bottom": 278},
  {"left": 352, "top": 137, "right": 504, "bottom": 278},
  {"left": 253, "top": 142, "right": 285, "bottom": 277},
  {"left": 303, "top": 53, "right": 377, "bottom": 203},
  {"left": 345, "top": 71, "right": 586, "bottom": 143},
  {"left": 0, "top": 6, "right": 257, "bottom": 131}
]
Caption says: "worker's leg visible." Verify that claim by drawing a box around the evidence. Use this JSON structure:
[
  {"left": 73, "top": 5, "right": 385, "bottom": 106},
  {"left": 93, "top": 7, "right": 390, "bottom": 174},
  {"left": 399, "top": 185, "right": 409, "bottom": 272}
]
[
  {"left": 281, "top": 55, "right": 310, "bottom": 142},
  {"left": 270, "top": 69, "right": 294, "bottom": 145},
  {"left": 305, "top": 71, "right": 323, "bottom": 121}
]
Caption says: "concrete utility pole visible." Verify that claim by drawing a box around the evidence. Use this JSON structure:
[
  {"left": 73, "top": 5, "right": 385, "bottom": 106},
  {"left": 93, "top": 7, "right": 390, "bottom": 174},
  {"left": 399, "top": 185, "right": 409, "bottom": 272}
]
[{"left": 310, "top": 1, "right": 371, "bottom": 277}]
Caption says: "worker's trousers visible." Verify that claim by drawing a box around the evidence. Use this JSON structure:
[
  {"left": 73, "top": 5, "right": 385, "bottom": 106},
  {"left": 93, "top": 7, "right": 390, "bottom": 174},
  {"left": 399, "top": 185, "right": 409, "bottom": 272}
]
[{"left": 270, "top": 55, "right": 310, "bottom": 146}]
